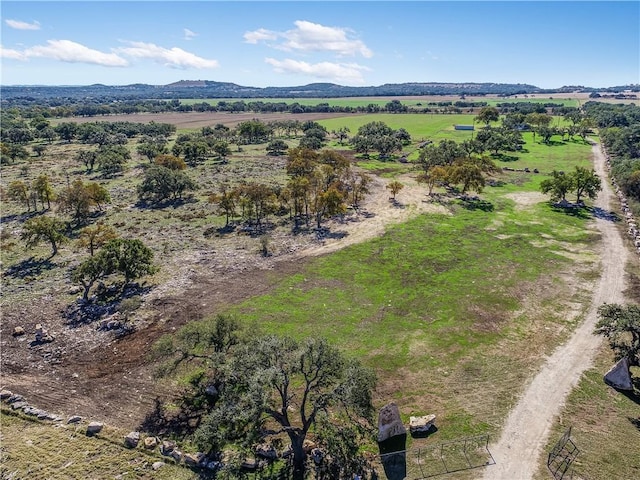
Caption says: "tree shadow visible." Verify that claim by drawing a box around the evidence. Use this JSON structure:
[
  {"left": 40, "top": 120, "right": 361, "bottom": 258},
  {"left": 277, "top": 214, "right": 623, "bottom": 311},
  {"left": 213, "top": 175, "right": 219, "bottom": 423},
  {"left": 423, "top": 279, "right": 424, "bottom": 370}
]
[
  {"left": 590, "top": 207, "right": 621, "bottom": 222},
  {"left": 139, "top": 393, "right": 213, "bottom": 440},
  {"left": 458, "top": 197, "right": 494, "bottom": 212},
  {"left": 64, "top": 282, "right": 152, "bottom": 327},
  {"left": 3, "top": 257, "right": 56, "bottom": 279},
  {"left": 134, "top": 197, "right": 198, "bottom": 210},
  {"left": 492, "top": 153, "right": 519, "bottom": 162},
  {"left": 0, "top": 211, "right": 41, "bottom": 225},
  {"left": 629, "top": 417, "right": 640, "bottom": 432},
  {"left": 550, "top": 203, "right": 592, "bottom": 219},
  {"left": 390, "top": 199, "right": 406, "bottom": 209}
]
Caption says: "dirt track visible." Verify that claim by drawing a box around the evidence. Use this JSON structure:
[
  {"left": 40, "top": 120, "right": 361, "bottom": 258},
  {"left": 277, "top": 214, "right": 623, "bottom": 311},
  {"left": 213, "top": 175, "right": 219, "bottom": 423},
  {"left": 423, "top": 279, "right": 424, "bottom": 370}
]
[{"left": 482, "top": 141, "right": 629, "bottom": 479}]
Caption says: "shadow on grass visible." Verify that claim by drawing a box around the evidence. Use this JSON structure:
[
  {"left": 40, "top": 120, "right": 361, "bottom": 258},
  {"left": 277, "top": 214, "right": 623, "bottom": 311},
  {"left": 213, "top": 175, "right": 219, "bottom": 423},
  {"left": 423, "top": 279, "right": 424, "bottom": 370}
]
[
  {"left": 550, "top": 203, "right": 592, "bottom": 219},
  {"left": 491, "top": 153, "right": 519, "bottom": 162},
  {"left": 3, "top": 257, "right": 56, "bottom": 279},
  {"left": 459, "top": 197, "right": 494, "bottom": 212},
  {"left": 134, "top": 197, "right": 198, "bottom": 210},
  {"left": 139, "top": 395, "right": 213, "bottom": 440},
  {"left": 378, "top": 434, "right": 407, "bottom": 480},
  {"left": 0, "top": 211, "right": 41, "bottom": 225}
]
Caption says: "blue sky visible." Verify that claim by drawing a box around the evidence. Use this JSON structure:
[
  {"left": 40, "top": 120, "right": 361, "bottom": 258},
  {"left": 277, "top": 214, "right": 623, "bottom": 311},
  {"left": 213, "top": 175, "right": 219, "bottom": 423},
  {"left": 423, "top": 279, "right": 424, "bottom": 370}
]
[{"left": 1, "top": 1, "right": 638, "bottom": 88}]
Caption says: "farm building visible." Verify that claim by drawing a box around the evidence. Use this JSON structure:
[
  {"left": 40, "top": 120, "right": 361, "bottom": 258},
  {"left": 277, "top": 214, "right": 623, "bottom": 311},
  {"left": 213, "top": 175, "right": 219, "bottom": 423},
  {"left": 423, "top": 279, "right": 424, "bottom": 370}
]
[{"left": 454, "top": 124, "right": 474, "bottom": 131}]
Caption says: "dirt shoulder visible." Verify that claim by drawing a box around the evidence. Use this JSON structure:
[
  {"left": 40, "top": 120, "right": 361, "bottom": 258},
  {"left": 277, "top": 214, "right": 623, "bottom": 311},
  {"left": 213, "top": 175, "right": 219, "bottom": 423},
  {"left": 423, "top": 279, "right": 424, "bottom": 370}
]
[{"left": 482, "top": 141, "right": 629, "bottom": 479}]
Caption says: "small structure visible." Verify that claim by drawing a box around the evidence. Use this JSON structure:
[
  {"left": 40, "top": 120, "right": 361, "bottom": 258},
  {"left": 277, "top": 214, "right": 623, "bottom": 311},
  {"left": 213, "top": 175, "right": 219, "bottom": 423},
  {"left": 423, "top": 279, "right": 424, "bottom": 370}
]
[{"left": 454, "top": 124, "right": 474, "bottom": 131}]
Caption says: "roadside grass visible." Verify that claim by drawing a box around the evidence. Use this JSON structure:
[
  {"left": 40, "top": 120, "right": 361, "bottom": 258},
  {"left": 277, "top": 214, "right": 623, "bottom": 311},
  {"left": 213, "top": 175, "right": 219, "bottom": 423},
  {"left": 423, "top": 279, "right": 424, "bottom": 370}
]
[
  {"left": 220, "top": 193, "right": 599, "bottom": 445},
  {"left": 0, "top": 407, "right": 198, "bottom": 480},
  {"left": 533, "top": 348, "right": 640, "bottom": 480}
]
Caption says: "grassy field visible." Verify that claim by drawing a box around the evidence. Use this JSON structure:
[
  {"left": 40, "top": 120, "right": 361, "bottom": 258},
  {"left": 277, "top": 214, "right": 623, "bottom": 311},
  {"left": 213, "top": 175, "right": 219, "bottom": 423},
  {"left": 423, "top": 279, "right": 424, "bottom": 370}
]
[
  {"left": 0, "top": 407, "right": 199, "bottom": 480},
  {"left": 533, "top": 348, "right": 640, "bottom": 480},
  {"left": 1, "top": 110, "right": 630, "bottom": 478},
  {"left": 177, "top": 96, "right": 580, "bottom": 108}
]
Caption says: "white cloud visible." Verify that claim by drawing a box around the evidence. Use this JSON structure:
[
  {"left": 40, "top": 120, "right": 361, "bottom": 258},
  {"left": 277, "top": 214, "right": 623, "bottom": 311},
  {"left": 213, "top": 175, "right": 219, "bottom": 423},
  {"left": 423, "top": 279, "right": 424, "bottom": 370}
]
[
  {"left": 117, "top": 41, "right": 219, "bottom": 69},
  {"left": 265, "top": 57, "right": 370, "bottom": 84},
  {"left": 5, "top": 19, "right": 41, "bottom": 31},
  {"left": 183, "top": 28, "right": 197, "bottom": 41},
  {"left": 0, "top": 45, "right": 28, "bottom": 61},
  {"left": 2, "top": 40, "right": 128, "bottom": 66},
  {"left": 246, "top": 20, "right": 372, "bottom": 58},
  {"left": 243, "top": 28, "right": 278, "bottom": 44}
]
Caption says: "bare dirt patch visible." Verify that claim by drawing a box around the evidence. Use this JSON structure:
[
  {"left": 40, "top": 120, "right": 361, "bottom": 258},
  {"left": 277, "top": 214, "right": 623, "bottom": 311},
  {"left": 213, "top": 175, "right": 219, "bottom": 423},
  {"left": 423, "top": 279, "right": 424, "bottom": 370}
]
[{"left": 57, "top": 111, "right": 356, "bottom": 130}]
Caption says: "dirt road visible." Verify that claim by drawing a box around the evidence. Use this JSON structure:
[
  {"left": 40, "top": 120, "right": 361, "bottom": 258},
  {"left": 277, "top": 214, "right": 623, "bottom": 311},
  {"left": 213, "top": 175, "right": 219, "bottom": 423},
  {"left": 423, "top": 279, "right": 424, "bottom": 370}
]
[{"left": 482, "top": 141, "right": 629, "bottom": 479}]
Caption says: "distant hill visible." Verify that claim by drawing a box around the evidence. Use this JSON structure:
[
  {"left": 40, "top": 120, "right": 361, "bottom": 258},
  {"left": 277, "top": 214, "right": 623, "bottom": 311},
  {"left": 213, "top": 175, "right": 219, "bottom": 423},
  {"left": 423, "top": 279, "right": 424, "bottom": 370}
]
[{"left": 1, "top": 81, "right": 638, "bottom": 101}]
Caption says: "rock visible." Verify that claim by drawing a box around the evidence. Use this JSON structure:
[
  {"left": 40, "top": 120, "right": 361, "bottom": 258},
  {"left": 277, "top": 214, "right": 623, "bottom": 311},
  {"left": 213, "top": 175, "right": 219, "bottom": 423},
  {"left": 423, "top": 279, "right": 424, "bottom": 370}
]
[
  {"left": 303, "top": 439, "right": 317, "bottom": 454},
  {"left": 124, "top": 431, "right": 140, "bottom": 448},
  {"left": 409, "top": 414, "right": 437, "bottom": 434},
  {"left": 12, "top": 326, "right": 25, "bottom": 336},
  {"left": 0, "top": 390, "right": 13, "bottom": 400},
  {"left": 34, "top": 324, "right": 54, "bottom": 344},
  {"left": 11, "top": 401, "right": 28, "bottom": 410},
  {"left": 311, "top": 448, "right": 324, "bottom": 465},
  {"left": 67, "top": 415, "right": 82, "bottom": 424},
  {"left": 8, "top": 394, "right": 25, "bottom": 404},
  {"left": 604, "top": 357, "right": 634, "bottom": 391},
  {"left": 143, "top": 436, "right": 158, "bottom": 449},
  {"left": 184, "top": 452, "right": 205, "bottom": 467},
  {"left": 205, "top": 384, "right": 218, "bottom": 397},
  {"left": 378, "top": 402, "right": 406, "bottom": 442},
  {"left": 205, "top": 460, "right": 221, "bottom": 471},
  {"left": 160, "top": 440, "right": 176, "bottom": 456},
  {"left": 241, "top": 458, "right": 258, "bottom": 470},
  {"left": 152, "top": 461, "right": 165, "bottom": 471},
  {"left": 171, "top": 449, "right": 183, "bottom": 463},
  {"left": 68, "top": 285, "right": 83, "bottom": 295},
  {"left": 23, "top": 406, "right": 44, "bottom": 417},
  {"left": 86, "top": 422, "right": 104, "bottom": 435},
  {"left": 255, "top": 444, "right": 277, "bottom": 460}
]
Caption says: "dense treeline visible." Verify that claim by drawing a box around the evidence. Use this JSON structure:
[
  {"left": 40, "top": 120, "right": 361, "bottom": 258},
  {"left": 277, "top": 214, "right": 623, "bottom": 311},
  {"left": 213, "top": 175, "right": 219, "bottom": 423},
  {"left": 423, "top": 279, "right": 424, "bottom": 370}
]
[{"left": 583, "top": 102, "right": 640, "bottom": 205}]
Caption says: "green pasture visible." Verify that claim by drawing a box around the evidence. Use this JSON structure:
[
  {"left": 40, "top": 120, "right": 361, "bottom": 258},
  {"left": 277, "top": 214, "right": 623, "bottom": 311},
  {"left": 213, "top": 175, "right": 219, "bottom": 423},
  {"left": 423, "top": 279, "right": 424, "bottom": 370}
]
[
  {"left": 216, "top": 192, "right": 597, "bottom": 441},
  {"left": 319, "top": 113, "right": 477, "bottom": 142}
]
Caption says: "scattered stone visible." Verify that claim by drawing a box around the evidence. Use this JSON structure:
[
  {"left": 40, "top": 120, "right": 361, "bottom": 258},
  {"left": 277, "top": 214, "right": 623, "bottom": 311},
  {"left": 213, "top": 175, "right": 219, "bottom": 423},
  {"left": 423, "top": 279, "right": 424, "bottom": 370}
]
[
  {"left": 378, "top": 402, "right": 406, "bottom": 442},
  {"left": 0, "top": 390, "right": 12, "bottom": 400},
  {"left": 86, "top": 422, "right": 104, "bottom": 435},
  {"left": 23, "top": 406, "right": 45, "bottom": 417},
  {"left": 241, "top": 458, "right": 258, "bottom": 470},
  {"left": 604, "top": 357, "right": 634, "bottom": 391},
  {"left": 205, "top": 384, "right": 218, "bottom": 397},
  {"left": 152, "top": 461, "right": 165, "bottom": 471},
  {"left": 160, "top": 440, "right": 176, "bottom": 456},
  {"left": 34, "top": 323, "right": 54, "bottom": 343},
  {"left": 7, "top": 394, "right": 24, "bottom": 404},
  {"left": 184, "top": 452, "right": 205, "bottom": 467},
  {"left": 68, "top": 285, "right": 83, "bottom": 295},
  {"left": 143, "top": 436, "right": 158, "bottom": 449},
  {"left": 124, "top": 431, "right": 140, "bottom": 448},
  {"left": 67, "top": 415, "right": 82, "bottom": 424},
  {"left": 255, "top": 444, "right": 277, "bottom": 460},
  {"left": 11, "top": 401, "right": 28, "bottom": 410},
  {"left": 171, "top": 449, "right": 183, "bottom": 463},
  {"left": 311, "top": 448, "right": 324, "bottom": 465},
  {"left": 205, "top": 460, "right": 221, "bottom": 471},
  {"left": 12, "top": 326, "right": 25, "bottom": 336},
  {"left": 409, "top": 414, "right": 437, "bottom": 435}
]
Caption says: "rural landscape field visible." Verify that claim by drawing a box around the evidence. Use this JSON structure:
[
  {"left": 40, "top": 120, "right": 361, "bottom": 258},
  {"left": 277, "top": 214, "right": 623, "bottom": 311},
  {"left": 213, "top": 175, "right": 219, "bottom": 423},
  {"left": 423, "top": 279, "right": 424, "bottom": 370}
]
[{"left": 2, "top": 1, "right": 639, "bottom": 479}]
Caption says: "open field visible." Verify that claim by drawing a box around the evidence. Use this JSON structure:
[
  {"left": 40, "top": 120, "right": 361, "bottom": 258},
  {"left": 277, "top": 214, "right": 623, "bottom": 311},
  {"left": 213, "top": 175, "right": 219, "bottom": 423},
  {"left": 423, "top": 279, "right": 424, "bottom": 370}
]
[{"left": 1, "top": 109, "right": 637, "bottom": 478}]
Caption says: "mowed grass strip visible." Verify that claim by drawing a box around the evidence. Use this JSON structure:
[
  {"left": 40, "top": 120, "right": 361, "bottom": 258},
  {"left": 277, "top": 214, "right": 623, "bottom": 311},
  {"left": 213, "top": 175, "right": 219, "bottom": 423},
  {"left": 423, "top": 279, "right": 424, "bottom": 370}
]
[
  {"left": 223, "top": 195, "right": 599, "bottom": 441},
  {"left": 0, "top": 408, "right": 197, "bottom": 480}
]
